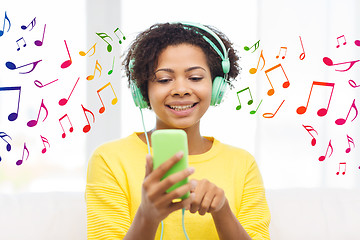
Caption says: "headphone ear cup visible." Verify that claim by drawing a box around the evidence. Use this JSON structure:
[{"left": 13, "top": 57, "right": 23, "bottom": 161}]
[
  {"left": 130, "top": 80, "right": 148, "bottom": 109},
  {"left": 211, "top": 76, "right": 227, "bottom": 106}
]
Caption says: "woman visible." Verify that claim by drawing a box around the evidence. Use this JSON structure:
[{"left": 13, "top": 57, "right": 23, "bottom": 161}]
[{"left": 86, "top": 22, "right": 270, "bottom": 240}]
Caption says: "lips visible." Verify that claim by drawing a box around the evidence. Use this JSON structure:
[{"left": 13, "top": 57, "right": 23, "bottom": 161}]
[{"left": 168, "top": 103, "right": 197, "bottom": 111}]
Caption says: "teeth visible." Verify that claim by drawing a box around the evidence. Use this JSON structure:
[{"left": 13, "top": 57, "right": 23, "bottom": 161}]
[{"left": 169, "top": 104, "right": 194, "bottom": 111}]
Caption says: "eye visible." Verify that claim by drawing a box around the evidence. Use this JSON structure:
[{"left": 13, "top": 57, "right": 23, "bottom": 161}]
[
  {"left": 156, "top": 78, "right": 171, "bottom": 83},
  {"left": 189, "top": 77, "right": 203, "bottom": 81}
]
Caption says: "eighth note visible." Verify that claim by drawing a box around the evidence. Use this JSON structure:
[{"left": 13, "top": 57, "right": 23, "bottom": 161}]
[
  {"left": 0, "top": 132, "right": 12, "bottom": 162},
  {"left": 235, "top": 87, "right": 253, "bottom": 110},
  {"left": 336, "top": 162, "right": 346, "bottom": 175},
  {"left": 81, "top": 104, "right": 95, "bottom": 133},
  {"left": 6, "top": 60, "right": 42, "bottom": 74},
  {"left": 249, "top": 50, "right": 265, "bottom": 74},
  {"left": 323, "top": 57, "right": 360, "bottom": 72},
  {"left": 0, "top": 11, "right": 11, "bottom": 37},
  {"left": 27, "top": 99, "right": 48, "bottom": 127},
  {"left": 21, "top": 17, "right": 36, "bottom": 31},
  {"left": 336, "top": 35, "right": 346, "bottom": 48},
  {"left": 79, "top": 43, "right": 96, "bottom": 57},
  {"left": 319, "top": 140, "right": 333, "bottom": 161},
  {"left": 59, "top": 114, "right": 74, "bottom": 138},
  {"left": 114, "top": 28, "right": 126, "bottom": 44},
  {"left": 16, "top": 143, "right": 29, "bottom": 166},
  {"left": 244, "top": 40, "right": 260, "bottom": 53},
  {"left": 335, "top": 99, "right": 358, "bottom": 125},
  {"left": 16, "top": 37, "right": 26, "bottom": 51},
  {"left": 97, "top": 82, "right": 118, "bottom": 114},
  {"left": 264, "top": 63, "right": 290, "bottom": 96},
  {"left": 276, "top": 47, "right": 287, "bottom": 59}
]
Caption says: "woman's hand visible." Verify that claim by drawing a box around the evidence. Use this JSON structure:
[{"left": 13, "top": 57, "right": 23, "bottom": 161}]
[{"left": 189, "top": 179, "right": 226, "bottom": 215}]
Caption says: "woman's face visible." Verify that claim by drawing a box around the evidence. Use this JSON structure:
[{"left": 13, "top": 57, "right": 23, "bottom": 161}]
[{"left": 148, "top": 43, "right": 212, "bottom": 130}]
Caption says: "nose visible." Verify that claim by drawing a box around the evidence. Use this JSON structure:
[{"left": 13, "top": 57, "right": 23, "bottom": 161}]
[{"left": 170, "top": 78, "right": 192, "bottom": 97}]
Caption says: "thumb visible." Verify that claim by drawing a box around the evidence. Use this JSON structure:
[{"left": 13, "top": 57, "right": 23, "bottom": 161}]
[{"left": 145, "top": 154, "right": 153, "bottom": 178}]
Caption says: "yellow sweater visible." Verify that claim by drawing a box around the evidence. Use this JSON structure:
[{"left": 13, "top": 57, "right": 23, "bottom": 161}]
[{"left": 86, "top": 132, "right": 270, "bottom": 239}]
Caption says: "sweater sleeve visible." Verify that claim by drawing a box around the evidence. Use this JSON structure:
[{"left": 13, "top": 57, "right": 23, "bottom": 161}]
[
  {"left": 237, "top": 158, "right": 271, "bottom": 240},
  {"left": 86, "top": 149, "right": 131, "bottom": 240}
]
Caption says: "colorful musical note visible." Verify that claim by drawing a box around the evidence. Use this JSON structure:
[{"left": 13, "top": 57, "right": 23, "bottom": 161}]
[
  {"left": 319, "top": 140, "right": 333, "bottom": 161},
  {"left": 21, "top": 17, "right": 36, "bottom": 31},
  {"left": 5, "top": 60, "right": 42, "bottom": 74},
  {"left": 61, "top": 40, "right": 72, "bottom": 69},
  {"left": 335, "top": 99, "right": 358, "bottom": 125},
  {"left": 355, "top": 40, "right": 360, "bottom": 47},
  {"left": 263, "top": 100, "right": 285, "bottom": 118},
  {"left": 250, "top": 99, "right": 263, "bottom": 115},
  {"left": 34, "top": 79, "right": 58, "bottom": 88},
  {"left": 345, "top": 135, "right": 355, "bottom": 154},
  {"left": 96, "top": 32, "right": 113, "bottom": 52},
  {"left": 108, "top": 56, "right": 115, "bottom": 75},
  {"left": 276, "top": 47, "right": 287, "bottom": 59},
  {"left": 336, "top": 35, "right": 346, "bottom": 48},
  {"left": 336, "top": 162, "right": 346, "bottom": 175},
  {"left": 249, "top": 50, "right": 265, "bottom": 74},
  {"left": 40, "top": 135, "right": 50, "bottom": 154},
  {"left": 0, "top": 132, "right": 12, "bottom": 162},
  {"left": 59, "top": 77, "right": 80, "bottom": 106},
  {"left": 86, "top": 60, "right": 102, "bottom": 80},
  {"left": 114, "top": 28, "right": 126, "bottom": 44},
  {"left": 34, "top": 24, "right": 46, "bottom": 46},
  {"left": 0, "top": 11, "right": 11, "bottom": 37},
  {"left": 79, "top": 42, "right": 96, "bottom": 57},
  {"left": 299, "top": 36, "right": 305, "bottom": 60},
  {"left": 27, "top": 99, "right": 48, "bottom": 127},
  {"left": 81, "top": 104, "right": 95, "bottom": 133},
  {"left": 323, "top": 57, "right": 360, "bottom": 72},
  {"left": 348, "top": 79, "right": 360, "bottom": 88},
  {"left": 235, "top": 87, "right": 253, "bottom": 110},
  {"left": 16, "top": 37, "right": 26, "bottom": 51},
  {"left": 296, "top": 81, "right": 335, "bottom": 117},
  {"left": 97, "top": 82, "right": 118, "bottom": 114},
  {"left": 302, "top": 125, "right": 318, "bottom": 146},
  {"left": 59, "top": 114, "right": 74, "bottom": 138},
  {"left": 264, "top": 63, "right": 290, "bottom": 96},
  {"left": 16, "top": 143, "right": 29, "bottom": 166},
  {"left": 0, "top": 86, "right": 21, "bottom": 121},
  {"left": 244, "top": 40, "right": 260, "bottom": 53}
]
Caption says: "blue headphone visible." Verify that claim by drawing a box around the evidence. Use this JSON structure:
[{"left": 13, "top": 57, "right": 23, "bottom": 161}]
[{"left": 129, "top": 22, "right": 231, "bottom": 109}]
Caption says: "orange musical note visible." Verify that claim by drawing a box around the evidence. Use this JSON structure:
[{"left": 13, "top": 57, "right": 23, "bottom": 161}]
[
  {"left": 348, "top": 79, "right": 360, "bottom": 88},
  {"left": 244, "top": 40, "right": 260, "bottom": 53},
  {"left": 114, "top": 28, "right": 126, "bottom": 44},
  {"left": 61, "top": 40, "right": 72, "bottom": 69},
  {"left": 40, "top": 135, "right": 50, "bottom": 154},
  {"left": 0, "top": 11, "right": 11, "bottom": 37},
  {"left": 81, "top": 104, "right": 95, "bottom": 133},
  {"left": 249, "top": 50, "right": 265, "bottom": 74},
  {"left": 336, "top": 35, "right": 346, "bottom": 48},
  {"left": 5, "top": 60, "right": 42, "bottom": 74},
  {"left": 276, "top": 47, "right": 287, "bottom": 59},
  {"left": 16, "top": 37, "right": 26, "bottom": 51},
  {"left": 108, "top": 56, "right": 115, "bottom": 75},
  {"left": 86, "top": 60, "right": 102, "bottom": 80},
  {"left": 250, "top": 99, "right": 263, "bottom": 115},
  {"left": 235, "top": 87, "right": 253, "bottom": 110},
  {"left": 0, "top": 86, "right": 21, "bottom": 121},
  {"left": 34, "top": 79, "right": 58, "bottom": 88},
  {"left": 59, "top": 114, "right": 74, "bottom": 138},
  {"left": 319, "top": 140, "right": 333, "bottom": 161},
  {"left": 79, "top": 43, "right": 96, "bottom": 57},
  {"left": 345, "top": 135, "right": 355, "bottom": 154},
  {"left": 34, "top": 24, "right": 46, "bottom": 46},
  {"left": 263, "top": 100, "right": 285, "bottom": 118},
  {"left": 96, "top": 32, "right": 113, "bottom": 52},
  {"left": 336, "top": 162, "right": 346, "bottom": 175},
  {"left": 302, "top": 125, "right": 318, "bottom": 146},
  {"left": 21, "top": 17, "right": 36, "bottom": 31},
  {"left": 335, "top": 99, "right": 358, "bottom": 125},
  {"left": 323, "top": 57, "right": 360, "bottom": 72},
  {"left": 16, "top": 143, "right": 29, "bottom": 166},
  {"left": 27, "top": 99, "right": 48, "bottom": 127},
  {"left": 59, "top": 77, "right": 80, "bottom": 106},
  {"left": 299, "top": 36, "right": 305, "bottom": 60},
  {"left": 264, "top": 63, "right": 290, "bottom": 96},
  {"left": 0, "top": 132, "right": 11, "bottom": 162},
  {"left": 297, "top": 81, "right": 335, "bottom": 117},
  {"left": 97, "top": 82, "right": 118, "bottom": 114}
]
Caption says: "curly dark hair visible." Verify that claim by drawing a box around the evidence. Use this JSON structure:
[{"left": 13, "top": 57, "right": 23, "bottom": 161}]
[{"left": 123, "top": 22, "right": 241, "bottom": 108}]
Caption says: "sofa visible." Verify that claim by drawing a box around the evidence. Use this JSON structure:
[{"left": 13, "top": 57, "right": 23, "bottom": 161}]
[{"left": 0, "top": 188, "right": 359, "bottom": 239}]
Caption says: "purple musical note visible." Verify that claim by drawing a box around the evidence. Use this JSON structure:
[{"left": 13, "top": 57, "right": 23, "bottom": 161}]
[
  {"left": 0, "top": 132, "right": 12, "bottom": 162},
  {"left": 5, "top": 60, "right": 42, "bottom": 74},
  {"left": 27, "top": 99, "right": 48, "bottom": 127},
  {"left": 34, "top": 24, "right": 46, "bottom": 46},
  {"left": 0, "top": 86, "right": 21, "bottom": 121},
  {"left": 16, "top": 143, "right": 29, "bottom": 166}
]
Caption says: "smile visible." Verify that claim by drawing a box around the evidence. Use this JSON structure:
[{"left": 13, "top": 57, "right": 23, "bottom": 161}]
[{"left": 168, "top": 103, "right": 197, "bottom": 111}]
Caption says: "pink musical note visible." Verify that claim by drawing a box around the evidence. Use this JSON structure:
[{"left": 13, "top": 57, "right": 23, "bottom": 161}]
[
  {"left": 59, "top": 77, "right": 80, "bottom": 106},
  {"left": 336, "top": 35, "right": 346, "bottom": 48},
  {"left": 323, "top": 57, "right": 360, "bottom": 72},
  {"left": 319, "top": 140, "right": 333, "bottom": 161},
  {"left": 276, "top": 47, "right": 287, "bottom": 59},
  {"left": 250, "top": 99, "right": 263, "bottom": 115},
  {"left": 16, "top": 143, "right": 29, "bottom": 166},
  {"left": 34, "top": 24, "right": 46, "bottom": 46},
  {"left": 16, "top": 37, "right": 26, "bottom": 51},
  {"left": 27, "top": 99, "right": 48, "bottom": 127},
  {"left": 79, "top": 43, "right": 96, "bottom": 57},
  {"left": 114, "top": 28, "right": 126, "bottom": 44},
  {"left": 355, "top": 40, "right": 360, "bottom": 47},
  {"left": 0, "top": 86, "right": 21, "bottom": 121},
  {"left": 96, "top": 32, "right": 113, "bottom": 52},
  {"left": 0, "top": 132, "right": 11, "bottom": 162},
  {"left": 264, "top": 63, "right": 290, "bottom": 96},
  {"left": 21, "top": 17, "right": 36, "bottom": 31},
  {"left": 249, "top": 49, "right": 265, "bottom": 74},
  {"left": 299, "top": 36, "right": 305, "bottom": 60},
  {"left": 81, "top": 104, "right": 95, "bottom": 133},
  {"left": 0, "top": 11, "right": 11, "bottom": 37},
  {"left": 40, "top": 135, "right": 50, "bottom": 154},
  {"left": 235, "top": 87, "right": 253, "bottom": 110},
  {"left": 86, "top": 60, "right": 102, "bottom": 80},
  {"left": 297, "top": 81, "right": 335, "bottom": 117},
  {"left": 345, "top": 135, "right": 355, "bottom": 154},
  {"left": 335, "top": 99, "right": 358, "bottom": 125},
  {"left": 348, "top": 79, "right": 360, "bottom": 88},
  {"left": 263, "top": 100, "right": 285, "bottom": 118},
  {"left": 97, "top": 82, "right": 118, "bottom": 114},
  {"left": 5, "top": 60, "right": 42, "bottom": 74},
  {"left": 302, "top": 125, "right": 318, "bottom": 146},
  {"left": 59, "top": 114, "right": 74, "bottom": 138},
  {"left": 336, "top": 162, "right": 346, "bottom": 175},
  {"left": 61, "top": 40, "right": 72, "bottom": 69},
  {"left": 244, "top": 40, "right": 260, "bottom": 53},
  {"left": 34, "top": 79, "right": 58, "bottom": 88},
  {"left": 108, "top": 56, "right": 115, "bottom": 75}
]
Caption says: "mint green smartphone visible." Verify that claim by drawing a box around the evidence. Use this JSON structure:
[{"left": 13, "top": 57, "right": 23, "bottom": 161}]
[{"left": 151, "top": 129, "right": 189, "bottom": 199}]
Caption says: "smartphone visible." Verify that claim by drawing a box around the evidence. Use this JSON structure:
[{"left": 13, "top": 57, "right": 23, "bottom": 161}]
[{"left": 151, "top": 129, "right": 189, "bottom": 199}]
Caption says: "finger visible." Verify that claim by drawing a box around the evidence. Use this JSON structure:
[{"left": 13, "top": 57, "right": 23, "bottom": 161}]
[
  {"left": 189, "top": 186, "right": 205, "bottom": 214},
  {"left": 145, "top": 154, "right": 153, "bottom": 178},
  {"left": 159, "top": 180, "right": 193, "bottom": 205},
  {"left": 157, "top": 166, "right": 194, "bottom": 194},
  {"left": 150, "top": 151, "right": 184, "bottom": 181},
  {"left": 168, "top": 193, "right": 194, "bottom": 213},
  {"left": 198, "top": 191, "right": 215, "bottom": 215}
]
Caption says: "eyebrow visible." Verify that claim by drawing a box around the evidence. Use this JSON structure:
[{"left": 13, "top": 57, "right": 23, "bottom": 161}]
[{"left": 154, "top": 66, "right": 207, "bottom": 74}]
